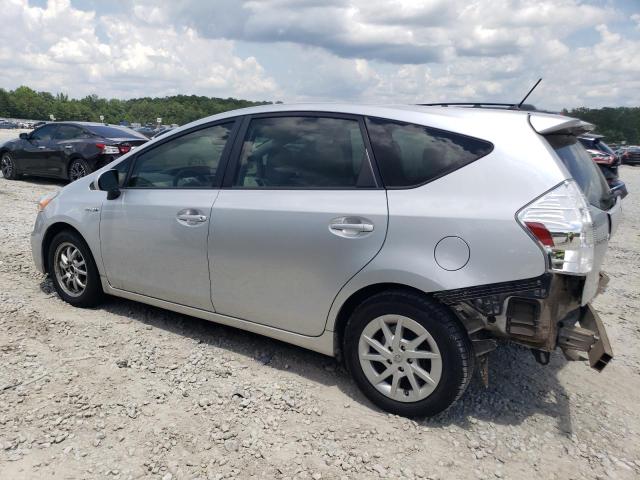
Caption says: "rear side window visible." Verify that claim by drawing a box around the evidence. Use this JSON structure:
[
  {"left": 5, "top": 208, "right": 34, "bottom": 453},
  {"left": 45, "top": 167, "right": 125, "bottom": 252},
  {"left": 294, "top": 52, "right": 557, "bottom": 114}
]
[
  {"left": 233, "top": 116, "right": 369, "bottom": 188},
  {"left": 54, "top": 125, "right": 88, "bottom": 140},
  {"left": 365, "top": 117, "right": 493, "bottom": 188},
  {"left": 546, "top": 134, "right": 614, "bottom": 211}
]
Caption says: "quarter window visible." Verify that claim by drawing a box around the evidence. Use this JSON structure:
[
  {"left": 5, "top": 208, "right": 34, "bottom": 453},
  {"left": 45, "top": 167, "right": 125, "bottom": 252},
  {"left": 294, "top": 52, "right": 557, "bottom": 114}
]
[
  {"left": 128, "top": 123, "right": 233, "bottom": 188},
  {"left": 365, "top": 117, "right": 493, "bottom": 187},
  {"left": 233, "top": 116, "right": 368, "bottom": 188},
  {"left": 114, "top": 157, "right": 132, "bottom": 187}
]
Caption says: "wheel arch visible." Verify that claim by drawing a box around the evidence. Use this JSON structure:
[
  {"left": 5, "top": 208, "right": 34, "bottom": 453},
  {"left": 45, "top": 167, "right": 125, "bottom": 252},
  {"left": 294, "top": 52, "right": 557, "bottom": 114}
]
[
  {"left": 331, "top": 282, "right": 446, "bottom": 359},
  {"left": 42, "top": 222, "right": 86, "bottom": 274}
]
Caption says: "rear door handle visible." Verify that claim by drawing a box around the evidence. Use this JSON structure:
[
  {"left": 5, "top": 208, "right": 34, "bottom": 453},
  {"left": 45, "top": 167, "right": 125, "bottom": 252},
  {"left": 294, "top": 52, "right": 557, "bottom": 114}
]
[
  {"left": 330, "top": 223, "right": 374, "bottom": 232},
  {"left": 37, "top": 146, "right": 46, "bottom": 150},
  {"left": 329, "top": 217, "right": 375, "bottom": 237},
  {"left": 176, "top": 208, "right": 207, "bottom": 225}
]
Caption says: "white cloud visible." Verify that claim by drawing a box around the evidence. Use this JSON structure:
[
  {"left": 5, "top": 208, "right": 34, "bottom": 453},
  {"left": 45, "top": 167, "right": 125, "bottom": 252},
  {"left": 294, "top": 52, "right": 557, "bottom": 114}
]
[
  {"left": 0, "top": 0, "right": 638, "bottom": 109},
  {"left": 0, "top": 0, "right": 279, "bottom": 100}
]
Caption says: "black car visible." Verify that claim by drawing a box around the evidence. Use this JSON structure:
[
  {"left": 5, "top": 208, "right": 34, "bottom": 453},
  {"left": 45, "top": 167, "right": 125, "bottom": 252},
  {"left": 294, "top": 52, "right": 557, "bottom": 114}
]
[
  {"left": 621, "top": 146, "right": 640, "bottom": 165},
  {"left": 0, "top": 122, "right": 147, "bottom": 182}
]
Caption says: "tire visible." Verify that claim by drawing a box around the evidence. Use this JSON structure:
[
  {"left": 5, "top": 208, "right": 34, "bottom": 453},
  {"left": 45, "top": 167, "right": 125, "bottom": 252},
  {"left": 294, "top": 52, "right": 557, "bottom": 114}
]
[
  {"left": 68, "top": 158, "right": 90, "bottom": 182},
  {"left": 343, "top": 290, "right": 474, "bottom": 418},
  {"left": 1, "top": 152, "right": 18, "bottom": 180},
  {"left": 47, "top": 230, "right": 104, "bottom": 308}
]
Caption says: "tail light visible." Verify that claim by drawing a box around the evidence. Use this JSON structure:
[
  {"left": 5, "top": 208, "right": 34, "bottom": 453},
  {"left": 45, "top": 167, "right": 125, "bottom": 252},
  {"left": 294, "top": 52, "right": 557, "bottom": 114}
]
[
  {"left": 118, "top": 144, "right": 131, "bottom": 154},
  {"left": 517, "top": 180, "right": 594, "bottom": 275},
  {"left": 95, "top": 143, "right": 119, "bottom": 154}
]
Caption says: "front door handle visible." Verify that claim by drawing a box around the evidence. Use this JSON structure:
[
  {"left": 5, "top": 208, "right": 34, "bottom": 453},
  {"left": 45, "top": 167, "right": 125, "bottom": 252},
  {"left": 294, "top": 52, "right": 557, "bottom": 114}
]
[
  {"left": 37, "top": 146, "right": 46, "bottom": 150},
  {"left": 176, "top": 208, "right": 207, "bottom": 225}
]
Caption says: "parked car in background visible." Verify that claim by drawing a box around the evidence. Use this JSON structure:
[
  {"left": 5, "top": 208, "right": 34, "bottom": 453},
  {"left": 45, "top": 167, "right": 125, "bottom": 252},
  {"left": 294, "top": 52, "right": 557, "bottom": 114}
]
[
  {"left": 151, "top": 127, "right": 174, "bottom": 139},
  {"left": 134, "top": 126, "right": 158, "bottom": 138},
  {"left": 621, "top": 145, "right": 640, "bottom": 165},
  {"left": 31, "top": 104, "right": 620, "bottom": 417},
  {"left": 0, "top": 119, "right": 18, "bottom": 129},
  {"left": 1, "top": 122, "right": 147, "bottom": 182},
  {"left": 578, "top": 134, "right": 627, "bottom": 198}
]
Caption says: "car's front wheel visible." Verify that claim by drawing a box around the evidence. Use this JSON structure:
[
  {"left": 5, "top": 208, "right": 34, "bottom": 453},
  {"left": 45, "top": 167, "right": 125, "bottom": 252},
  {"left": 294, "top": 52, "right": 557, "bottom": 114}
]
[
  {"left": 1, "top": 152, "right": 18, "bottom": 180},
  {"left": 47, "top": 230, "right": 103, "bottom": 307},
  {"left": 344, "top": 290, "right": 474, "bottom": 417}
]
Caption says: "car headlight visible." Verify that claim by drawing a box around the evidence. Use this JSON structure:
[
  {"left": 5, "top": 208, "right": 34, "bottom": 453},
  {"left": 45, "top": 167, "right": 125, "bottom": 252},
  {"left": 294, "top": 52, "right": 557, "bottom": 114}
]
[{"left": 37, "top": 191, "right": 59, "bottom": 212}]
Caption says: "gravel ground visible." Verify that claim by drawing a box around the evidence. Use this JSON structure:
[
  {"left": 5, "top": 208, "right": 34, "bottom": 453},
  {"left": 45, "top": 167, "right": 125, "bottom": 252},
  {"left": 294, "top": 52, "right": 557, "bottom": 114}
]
[{"left": 1, "top": 128, "right": 639, "bottom": 480}]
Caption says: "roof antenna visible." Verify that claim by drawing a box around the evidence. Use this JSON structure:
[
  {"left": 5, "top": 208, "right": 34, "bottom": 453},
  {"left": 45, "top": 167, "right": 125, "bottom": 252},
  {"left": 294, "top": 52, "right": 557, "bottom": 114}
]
[{"left": 517, "top": 78, "right": 542, "bottom": 109}]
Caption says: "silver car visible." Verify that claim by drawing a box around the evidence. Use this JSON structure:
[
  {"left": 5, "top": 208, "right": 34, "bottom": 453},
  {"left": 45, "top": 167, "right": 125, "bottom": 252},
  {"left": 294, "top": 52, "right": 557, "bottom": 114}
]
[{"left": 30, "top": 104, "right": 621, "bottom": 417}]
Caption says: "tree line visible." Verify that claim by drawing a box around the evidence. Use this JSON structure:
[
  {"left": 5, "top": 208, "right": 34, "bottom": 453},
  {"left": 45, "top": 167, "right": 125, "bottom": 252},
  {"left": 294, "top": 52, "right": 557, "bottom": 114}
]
[
  {"left": 1, "top": 86, "right": 639, "bottom": 143},
  {"left": 564, "top": 107, "right": 640, "bottom": 144},
  {"left": 0, "top": 86, "right": 269, "bottom": 126}
]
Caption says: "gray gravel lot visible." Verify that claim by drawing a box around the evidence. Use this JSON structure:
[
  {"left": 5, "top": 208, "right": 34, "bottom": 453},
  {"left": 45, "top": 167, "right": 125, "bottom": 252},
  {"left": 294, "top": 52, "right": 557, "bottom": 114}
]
[{"left": 1, "top": 128, "right": 639, "bottom": 479}]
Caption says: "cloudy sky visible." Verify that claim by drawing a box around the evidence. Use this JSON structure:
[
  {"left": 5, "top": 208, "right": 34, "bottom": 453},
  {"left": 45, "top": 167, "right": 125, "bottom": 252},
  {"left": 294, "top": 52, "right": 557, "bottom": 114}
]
[{"left": 0, "top": 0, "right": 639, "bottom": 109}]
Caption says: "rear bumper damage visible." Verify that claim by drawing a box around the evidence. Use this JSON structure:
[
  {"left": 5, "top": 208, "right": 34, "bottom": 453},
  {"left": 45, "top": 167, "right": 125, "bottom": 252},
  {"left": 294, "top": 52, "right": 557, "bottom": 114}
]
[
  {"left": 558, "top": 303, "right": 613, "bottom": 371},
  {"left": 440, "top": 272, "right": 614, "bottom": 371}
]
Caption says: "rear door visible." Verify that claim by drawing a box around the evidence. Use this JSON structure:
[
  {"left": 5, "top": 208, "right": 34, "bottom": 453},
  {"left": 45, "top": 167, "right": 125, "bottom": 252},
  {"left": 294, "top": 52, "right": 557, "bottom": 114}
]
[
  {"left": 50, "top": 124, "right": 88, "bottom": 177},
  {"left": 100, "top": 121, "right": 237, "bottom": 310},
  {"left": 209, "top": 113, "right": 388, "bottom": 336},
  {"left": 545, "top": 134, "right": 618, "bottom": 302}
]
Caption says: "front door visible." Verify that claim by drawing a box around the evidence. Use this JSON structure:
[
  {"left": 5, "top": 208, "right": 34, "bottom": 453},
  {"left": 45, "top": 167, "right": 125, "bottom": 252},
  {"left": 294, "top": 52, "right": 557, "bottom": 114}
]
[
  {"left": 100, "top": 122, "right": 236, "bottom": 311},
  {"left": 19, "top": 124, "right": 59, "bottom": 174},
  {"left": 209, "top": 114, "right": 388, "bottom": 336}
]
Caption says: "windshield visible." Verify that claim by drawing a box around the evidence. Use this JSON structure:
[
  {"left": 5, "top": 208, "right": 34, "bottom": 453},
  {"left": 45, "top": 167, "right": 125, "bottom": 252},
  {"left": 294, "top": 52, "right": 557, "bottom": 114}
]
[
  {"left": 86, "top": 125, "right": 147, "bottom": 139},
  {"left": 546, "top": 134, "right": 614, "bottom": 211}
]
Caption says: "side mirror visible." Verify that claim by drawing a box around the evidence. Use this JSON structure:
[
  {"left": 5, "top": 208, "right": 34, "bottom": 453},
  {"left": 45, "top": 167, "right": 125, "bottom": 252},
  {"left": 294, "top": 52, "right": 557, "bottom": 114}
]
[
  {"left": 97, "top": 169, "right": 121, "bottom": 200},
  {"left": 19, "top": 132, "right": 29, "bottom": 140}
]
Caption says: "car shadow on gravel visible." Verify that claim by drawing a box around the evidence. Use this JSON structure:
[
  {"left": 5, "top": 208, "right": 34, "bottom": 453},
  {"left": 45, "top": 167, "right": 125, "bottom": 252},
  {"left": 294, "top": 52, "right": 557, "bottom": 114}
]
[
  {"left": 428, "top": 346, "right": 574, "bottom": 435},
  {"left": 44, "top": 280, "right": 575, "bottom": 435},
  {"left": 16, "top": 177, "right": 68, "bottom": 186}
]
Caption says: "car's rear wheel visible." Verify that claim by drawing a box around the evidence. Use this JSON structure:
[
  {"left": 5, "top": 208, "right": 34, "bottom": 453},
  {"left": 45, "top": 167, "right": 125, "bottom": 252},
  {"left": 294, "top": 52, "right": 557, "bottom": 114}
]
[
  {"left": 344, "top": 290, "right": 474, "bottom": 417},
  {"left": 68, "top": 158, "right": 90, "bottom": 181},
  {"left": 1, "top": 152, "right": 18, "bottom": 180},
  {"left": 48, "top": 230, "right": 103, "bottom": 307}
]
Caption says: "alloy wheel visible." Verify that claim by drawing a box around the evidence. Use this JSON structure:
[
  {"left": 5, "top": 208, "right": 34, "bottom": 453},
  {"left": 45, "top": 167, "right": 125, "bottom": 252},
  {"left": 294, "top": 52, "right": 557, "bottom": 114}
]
[
  {"left": 358, "top": 315, "right": 443, "bottom": 403},
  {"left": 69, "top": 161, "right": 87, "bottom": 181},
  {"left": 1, "top": 154, "right": 13, "bottom": 178},
  {"left": 53, "top": 242, "right": 88, "bottom": 297}
]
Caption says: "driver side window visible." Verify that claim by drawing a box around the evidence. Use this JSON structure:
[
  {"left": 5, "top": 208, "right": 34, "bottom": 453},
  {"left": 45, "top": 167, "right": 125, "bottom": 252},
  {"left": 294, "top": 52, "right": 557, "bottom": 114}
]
[
  {"left": 30, "top": 124, "right": 58, "bottom": 141},
  {"left": 128, "top": 123, "right": 233, "bottom": 189}
]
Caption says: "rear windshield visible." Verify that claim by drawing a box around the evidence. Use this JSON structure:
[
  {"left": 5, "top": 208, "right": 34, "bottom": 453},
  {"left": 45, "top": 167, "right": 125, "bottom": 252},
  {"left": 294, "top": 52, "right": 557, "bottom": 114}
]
[
  {"left": 546, "top": 134, "right": 614, "bottom": 211},
  {"left": 86, "top": 125, "right": 147, "bottom": 139}
]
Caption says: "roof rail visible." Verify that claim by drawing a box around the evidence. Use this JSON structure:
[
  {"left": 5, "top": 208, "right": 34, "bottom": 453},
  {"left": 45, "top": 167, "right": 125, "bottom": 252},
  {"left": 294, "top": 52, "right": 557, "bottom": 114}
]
[{"left": 418, "top": 102, "right": 539, "bottom": 111}]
